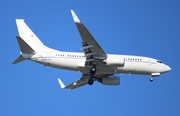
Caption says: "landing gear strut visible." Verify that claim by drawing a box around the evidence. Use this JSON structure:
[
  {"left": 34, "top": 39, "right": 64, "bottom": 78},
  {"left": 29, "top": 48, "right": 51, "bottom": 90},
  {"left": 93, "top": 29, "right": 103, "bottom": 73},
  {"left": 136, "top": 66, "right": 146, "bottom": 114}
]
[
  {"left": 88, "top": 64, "right": 96, "bottom": 85},
  {"left": 90, "top": 64, "right": 96, "bottom": 75}
]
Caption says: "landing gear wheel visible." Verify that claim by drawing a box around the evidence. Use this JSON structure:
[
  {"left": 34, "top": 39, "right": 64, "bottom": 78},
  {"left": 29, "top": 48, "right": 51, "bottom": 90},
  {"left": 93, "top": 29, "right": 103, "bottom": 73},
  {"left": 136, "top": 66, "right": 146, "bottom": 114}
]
[
  {"left": 150, "top": 77, "right": 154, "bottom": 82},
  {"left": 88, "top": 78, "right": 94, "bottom": 85}
]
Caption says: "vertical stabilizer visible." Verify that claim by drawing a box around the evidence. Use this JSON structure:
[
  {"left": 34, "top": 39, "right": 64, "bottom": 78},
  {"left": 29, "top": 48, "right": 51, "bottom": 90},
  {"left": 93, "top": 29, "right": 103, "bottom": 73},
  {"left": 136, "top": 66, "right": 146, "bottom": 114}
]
[
  {"left": 13, "top": 19, "right": 58, "bottom": 64},
  {"left": 15, "top": 19, "right": 51, "bottom": 52}
]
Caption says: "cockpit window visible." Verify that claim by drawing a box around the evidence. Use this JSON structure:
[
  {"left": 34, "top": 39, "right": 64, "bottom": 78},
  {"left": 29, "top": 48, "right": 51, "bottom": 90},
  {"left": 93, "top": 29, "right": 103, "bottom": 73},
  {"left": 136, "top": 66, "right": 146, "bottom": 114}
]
[{"left": 157, "top": 61, "right": 162, "bottom": 63}]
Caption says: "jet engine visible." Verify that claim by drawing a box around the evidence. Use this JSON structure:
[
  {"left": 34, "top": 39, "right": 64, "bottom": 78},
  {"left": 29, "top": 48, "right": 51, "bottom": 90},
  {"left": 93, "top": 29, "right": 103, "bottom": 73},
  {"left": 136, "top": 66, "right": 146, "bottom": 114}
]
[
  {"left": 98, "top": 76, "right": 120, "bottom": 85},
  {"left": 103, "top": 56, "right": 125, "bottom": 67}
]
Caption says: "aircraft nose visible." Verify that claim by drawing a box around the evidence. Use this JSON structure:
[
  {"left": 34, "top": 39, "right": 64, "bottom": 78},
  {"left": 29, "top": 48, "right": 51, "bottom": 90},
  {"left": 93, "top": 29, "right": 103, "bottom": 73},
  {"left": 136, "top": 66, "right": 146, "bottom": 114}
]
[
  {"left": 165, "top": 65, "right": 171, "bottom": 72},
  {"left": 167, "top": 65, "right": 171, "bottom": 71}
]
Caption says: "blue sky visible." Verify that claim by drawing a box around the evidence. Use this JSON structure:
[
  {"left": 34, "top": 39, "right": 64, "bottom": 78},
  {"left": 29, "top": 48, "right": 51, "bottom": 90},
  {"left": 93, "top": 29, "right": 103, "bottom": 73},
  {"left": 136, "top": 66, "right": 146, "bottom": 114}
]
[{"left": 0, "top": 0, "right": 180, "bottom": 116}]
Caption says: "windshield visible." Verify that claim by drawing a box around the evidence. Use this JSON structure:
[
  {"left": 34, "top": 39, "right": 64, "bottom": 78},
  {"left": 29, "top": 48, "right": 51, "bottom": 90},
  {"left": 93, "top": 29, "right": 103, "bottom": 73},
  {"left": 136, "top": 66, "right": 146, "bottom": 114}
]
[{"left": 157, "top": 60, "right": 162, "bottom": 63}]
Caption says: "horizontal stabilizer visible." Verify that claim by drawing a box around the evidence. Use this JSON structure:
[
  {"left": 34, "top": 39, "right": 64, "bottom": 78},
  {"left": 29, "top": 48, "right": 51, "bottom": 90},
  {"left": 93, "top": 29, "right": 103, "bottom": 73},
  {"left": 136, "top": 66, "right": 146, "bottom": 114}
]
[
  {"left": 16, "top": 36, "right": 35, "bottom": 54},
  {"left": 12, "top": 55, "right": 26, "bottom": 64}
]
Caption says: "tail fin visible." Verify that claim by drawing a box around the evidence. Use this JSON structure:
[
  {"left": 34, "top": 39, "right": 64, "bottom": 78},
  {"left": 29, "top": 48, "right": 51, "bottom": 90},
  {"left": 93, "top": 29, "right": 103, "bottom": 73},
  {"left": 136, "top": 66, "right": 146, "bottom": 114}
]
[
  {"left": 15, "top": 19, "right": 50, "bottom": 52},
  {"left": 13, "top": 19, "right": 57, "bottom": 64}
]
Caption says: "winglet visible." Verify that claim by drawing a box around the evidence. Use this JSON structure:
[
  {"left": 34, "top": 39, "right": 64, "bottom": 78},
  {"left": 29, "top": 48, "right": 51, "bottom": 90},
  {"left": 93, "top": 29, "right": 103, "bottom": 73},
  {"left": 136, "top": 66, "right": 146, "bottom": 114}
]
[
  {"left": 70, "top": 10, "right": 81, "bottom": 23},
  {"left": 58, "top": 78, "right": 65, "bottom": 89}
]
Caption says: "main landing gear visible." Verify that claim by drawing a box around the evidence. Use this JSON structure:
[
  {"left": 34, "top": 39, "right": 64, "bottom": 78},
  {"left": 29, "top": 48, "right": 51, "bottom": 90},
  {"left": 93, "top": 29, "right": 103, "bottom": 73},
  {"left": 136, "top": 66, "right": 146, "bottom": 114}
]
[
  {"left": 88, "top": 78, "right": 94, "bottom": 85},
  {"left": 88, "top": 64, "right": 96, "bottom": 85}
]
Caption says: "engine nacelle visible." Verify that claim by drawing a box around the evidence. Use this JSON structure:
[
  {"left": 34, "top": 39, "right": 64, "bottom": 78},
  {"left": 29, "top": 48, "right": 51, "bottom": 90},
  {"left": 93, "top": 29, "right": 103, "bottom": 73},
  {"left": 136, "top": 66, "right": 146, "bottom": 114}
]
[
  {"left": 101, "top": 76, "right": 120, "bottom": 86},
  {"left": 103, "top": 56, "right": 125, "bottom": 67}
]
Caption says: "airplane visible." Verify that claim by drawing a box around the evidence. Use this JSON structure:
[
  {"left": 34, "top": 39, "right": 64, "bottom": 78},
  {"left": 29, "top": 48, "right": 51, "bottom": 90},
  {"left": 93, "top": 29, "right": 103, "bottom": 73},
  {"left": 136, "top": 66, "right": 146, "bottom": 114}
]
[{"left": 13, "top": 10, "right": 171, "bottom": 89}]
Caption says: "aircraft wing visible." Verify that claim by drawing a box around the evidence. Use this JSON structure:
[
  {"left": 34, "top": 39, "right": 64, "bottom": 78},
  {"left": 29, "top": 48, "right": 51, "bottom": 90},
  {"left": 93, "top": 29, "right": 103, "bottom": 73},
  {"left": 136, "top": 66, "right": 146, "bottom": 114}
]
[
  {"left": 58, "top": 74, "right": 89, "bottom": 89},
  {"left": 71, "top": 10, "right": 107, "bottom": 64}
]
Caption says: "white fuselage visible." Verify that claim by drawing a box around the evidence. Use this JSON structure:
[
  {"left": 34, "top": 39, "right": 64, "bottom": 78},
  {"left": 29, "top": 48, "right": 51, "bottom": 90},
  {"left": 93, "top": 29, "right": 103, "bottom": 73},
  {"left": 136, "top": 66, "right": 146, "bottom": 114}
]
[
  {"left": 24, "top": 51, "right": 170, "bottom": 76},
  {"left": 14, "top": 13, "right": 171, "bottom": 89}
]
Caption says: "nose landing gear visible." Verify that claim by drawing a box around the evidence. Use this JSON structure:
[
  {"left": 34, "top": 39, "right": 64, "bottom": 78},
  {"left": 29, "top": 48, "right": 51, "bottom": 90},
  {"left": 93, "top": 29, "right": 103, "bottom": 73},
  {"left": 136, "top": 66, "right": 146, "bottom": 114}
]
[{"left": 150, "top": 77, "right": 154, "bottom": 82}]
